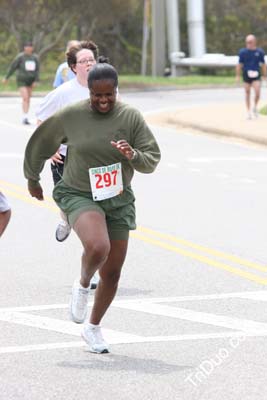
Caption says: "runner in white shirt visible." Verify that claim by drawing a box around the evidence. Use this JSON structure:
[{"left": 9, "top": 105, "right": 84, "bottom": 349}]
[{"left": 36, "top": 40, "right": 99, "bottom": 289}]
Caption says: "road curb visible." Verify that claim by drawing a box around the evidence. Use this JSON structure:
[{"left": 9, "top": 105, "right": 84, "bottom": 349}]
[{"left": 147, "top": 112, "right": 267, "bottom": 147}]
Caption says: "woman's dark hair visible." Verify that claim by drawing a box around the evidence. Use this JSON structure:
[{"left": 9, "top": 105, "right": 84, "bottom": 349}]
[
  {"left": 67, "top": 40, "right": 98, "bottom": 72},
  {"left": 97, "top": 55, "right": 110, "bottom": 64},
  {"left": 88, "top": 61, "right": 118, "bottom": 88}
]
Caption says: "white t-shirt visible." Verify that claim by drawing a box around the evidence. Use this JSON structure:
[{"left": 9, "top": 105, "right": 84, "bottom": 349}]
[{"left": 36, "top": 78, "right": 89, "bottom": 156}]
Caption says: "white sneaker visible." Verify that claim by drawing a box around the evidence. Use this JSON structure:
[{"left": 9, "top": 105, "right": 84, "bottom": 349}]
[
  {"left": 246, "top": 111, "right": 252, "bottom": 120},
  {"left": 55, "top": 220, "right": 71, "bottom": 242},
  {"left": 70, "top": 279, "right": 90, "bottom": 323},
  {"left": 90, "top": 272, "right": 100, "bottom": 290},
  {"left": 81, "top": 323, "right": 109, "bottom": 354}
]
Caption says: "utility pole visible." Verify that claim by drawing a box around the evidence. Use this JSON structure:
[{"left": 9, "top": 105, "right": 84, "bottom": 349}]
[
  {"left": 141, "top": 0, "right": 150, "bottom": 75},
  {"left": 151, "top": 0, "right": 166, "bottom": 76},
  {"left": 187, "top": 0, "right": 206, "bottom": 57},
  {"left": 166, "top": 0, "right": 181, "bottom": 76},
  {"left": 166, "top": 0, "right": 180, "bottom": 57}
]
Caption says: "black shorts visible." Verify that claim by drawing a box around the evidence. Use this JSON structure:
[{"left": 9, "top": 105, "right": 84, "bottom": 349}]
[
  {"left": 51, "top": 155, "right": 65, "bottom": 185},
  {"left": 242, "top": 71, "right": 261, "bottom": 84},
  {"left": 16, "top": 77, "right": 36, "bottom": 87}
]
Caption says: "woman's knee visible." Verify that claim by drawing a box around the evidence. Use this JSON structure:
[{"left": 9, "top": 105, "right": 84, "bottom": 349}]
[{"left": 83, "top": 239, "right": 110, "bottom": 264}]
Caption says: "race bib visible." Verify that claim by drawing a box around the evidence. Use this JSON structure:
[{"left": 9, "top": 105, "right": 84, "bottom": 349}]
[
  {"left": 247, "top": 70, "right": 259, "bottom": 78},
  {"left": 25, "top": 61, "right": 36, "bottom": 71},
  {"left": 89, "top": 162, "right": 123, "bottom": 201}
]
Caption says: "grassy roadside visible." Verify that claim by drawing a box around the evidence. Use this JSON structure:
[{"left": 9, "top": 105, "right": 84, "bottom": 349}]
[
  {"left": 119, "top": 74, "right": 235, "bottom": 88},
  {"left": 0, "top": 73, "right": 236, "bottom": 93}
]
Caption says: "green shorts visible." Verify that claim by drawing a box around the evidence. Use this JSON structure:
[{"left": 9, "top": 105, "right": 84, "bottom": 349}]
[
  {"left": 16, "top": 77, "right": 35, "bottom": 87},
  {"left": 53, "top": 180, "right": 136, "bottom": 240}
]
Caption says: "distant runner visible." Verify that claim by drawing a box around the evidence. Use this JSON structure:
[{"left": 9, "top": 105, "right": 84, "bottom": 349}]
[
  {"left": 53, "top": 40, "right": 79, "bottom": 88},
  {"left": 2, "top": 42, "right": 40, "bottom": 124},
  {"left": 24, "top": 62, "right": 161, "bottom": 353},
  {"left": 236, "top": 34, "right": 266, "bottom": 119}
]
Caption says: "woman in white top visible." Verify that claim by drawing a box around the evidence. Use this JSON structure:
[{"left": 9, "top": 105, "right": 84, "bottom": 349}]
[{"left": 36, "top": 40, "right": 99, "bottom": 288}]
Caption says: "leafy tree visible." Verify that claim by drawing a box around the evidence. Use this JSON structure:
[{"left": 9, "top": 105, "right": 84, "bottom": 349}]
[{"left": 0, "top": 0, "right": 143, "bottom": 74}]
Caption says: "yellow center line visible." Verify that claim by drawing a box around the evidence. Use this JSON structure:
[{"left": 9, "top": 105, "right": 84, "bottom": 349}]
[
  {"left": 131, "top": 232, "right": 267, "bottom": 286},
  {"left": 136, "top": 226, "right": 267, "bottom": 273},
  {"left": 2, "top": 179, "right": 266, "bottom": 285},
  {"left": 1, "top": 188, "right": 58, "bottom": 212},
  {"left": 0, "top": 180, "right": 55, "bottom": 204}
]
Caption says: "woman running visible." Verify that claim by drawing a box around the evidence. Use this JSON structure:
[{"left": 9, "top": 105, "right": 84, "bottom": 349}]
[
  {"left": 24, "top": 61, "right": 161, "bottom": 354},
  {"left": 3, "top": 42, "right": 39, "bottom": 125}
]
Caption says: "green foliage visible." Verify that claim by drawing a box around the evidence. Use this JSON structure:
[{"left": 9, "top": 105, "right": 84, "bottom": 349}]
[
  {"left": 205, "top": 0, "right": 267, "bottom": 54},
  {"left": 259, "top": 105, "right": 267, "bottom": 116},
  {"left": 1, "top": 0, "right": 267, "bottom": 75},
  {"left": 0, "top": 0, "right": 143, "bottom": 74}
]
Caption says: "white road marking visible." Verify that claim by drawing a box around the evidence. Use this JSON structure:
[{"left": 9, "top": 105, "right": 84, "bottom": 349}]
[
  {"left": 189, "top": 168, "right": 201, "bottom": 173},
  {"left": 214, "top": 173, "right": 229, "bottom": 179},
  {"left": 1, "top": 290, "right": 267, "bottom": 313},
  {"left": 188, "top": 157, "right": 267, "bottom": 163},
  {"left": 0, "top": 342, "right": 84, "bottom": 354},
  {"left": 114, "top": 302, "right": 267, "bottom": 334},
  {"left": 1, "top": 331, "right": 266, "bottom": 355},
  {"left": 1, "top": 291, "right": 267, "bottom": 354},
  {"left": 0, "top": 311, "right": 143, "bottom": 342},
  {"left": 236, "top": 292, "right": 267, "bottom": 301},
  {"left": 239, "top": 178, "right": 256, "bottom": 184}
]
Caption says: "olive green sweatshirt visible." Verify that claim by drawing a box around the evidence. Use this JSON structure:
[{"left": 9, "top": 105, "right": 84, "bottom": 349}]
[
  {"left": 5, "top": 52, "right": 39, "bottom": 82},
  {"left": 24, "top": 100, "right": 161, "bottom": 192}
]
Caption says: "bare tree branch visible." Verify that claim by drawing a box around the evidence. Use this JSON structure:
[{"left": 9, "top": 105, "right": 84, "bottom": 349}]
[{"left": 37, "top": 15, "right": 75, "bottom": 58}]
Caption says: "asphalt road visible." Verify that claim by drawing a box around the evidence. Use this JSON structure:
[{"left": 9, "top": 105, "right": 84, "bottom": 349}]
[{"left": 1, "top": 89, "right": 267, "bottom": 400}]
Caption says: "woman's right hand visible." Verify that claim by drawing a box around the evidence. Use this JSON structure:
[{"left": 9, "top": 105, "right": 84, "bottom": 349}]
[
  {"left": 51, "top": 152, "right": 63, "bottom": 165},
  {"left": 28, "top": 182, "right": 44, "bottom": 201}
]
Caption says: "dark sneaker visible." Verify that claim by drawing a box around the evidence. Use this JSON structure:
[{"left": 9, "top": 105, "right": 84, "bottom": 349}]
[{"left": 90, "top": 273, "right": 99, "bottom": 290}]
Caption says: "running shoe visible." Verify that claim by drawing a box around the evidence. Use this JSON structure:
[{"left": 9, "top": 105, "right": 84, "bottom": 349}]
[
  {"left": 22, "top": 118, "right": 30, "bottom": 125},
  {"left": 70, "top": 279, "right": 90, "bottom": 323},
  {"left": 81, "top": 323, "right": 109, "bottom": 354},
  {"left": 55, "top": 220, "right": 71, "bottom": 242},
  {"left": 246, "top": 112, "right": 252, "bottom": 120},
  {"left": 90, "top": 272, "right": 99, "bottom": 290}
]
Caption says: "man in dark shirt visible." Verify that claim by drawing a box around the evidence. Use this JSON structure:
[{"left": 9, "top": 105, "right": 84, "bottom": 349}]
[{"left": 236, "top": 34, "right": 266, "bottom": 119}]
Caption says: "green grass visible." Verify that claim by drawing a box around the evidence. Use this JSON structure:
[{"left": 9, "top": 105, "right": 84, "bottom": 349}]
[
  {"left": 259, "top": 105, "right": 267, "bottom": 115},
  {"left": 119, "top": 74, "right": 235, "bottom": 87},
  {"left": 0, "top": 73, "right": 236, "bottom": 93}
]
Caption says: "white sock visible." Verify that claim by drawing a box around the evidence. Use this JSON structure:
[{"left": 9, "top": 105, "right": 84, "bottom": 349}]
[{"left": 88, "top": 323, "right": 99, "bottom": 329}]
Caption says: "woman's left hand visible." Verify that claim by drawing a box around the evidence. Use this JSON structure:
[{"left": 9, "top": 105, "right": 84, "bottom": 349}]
[{"left": 111, "top": 140, "right": 135, "bottom": 160}]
